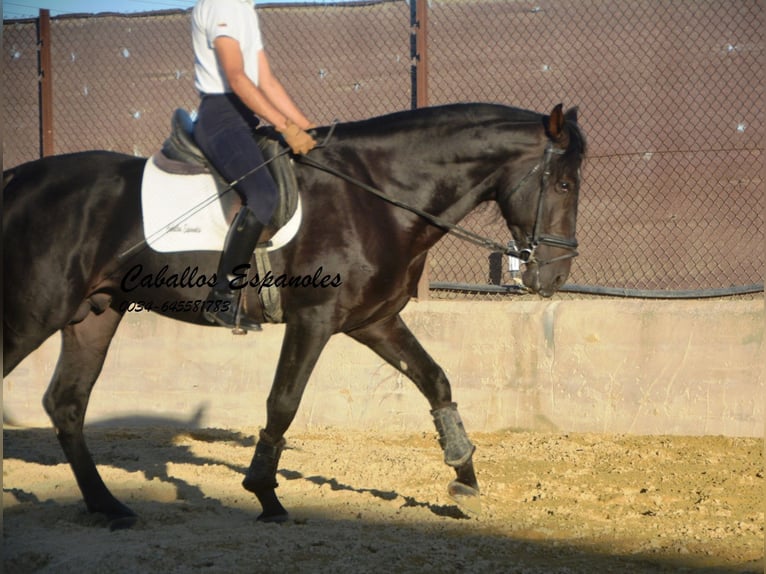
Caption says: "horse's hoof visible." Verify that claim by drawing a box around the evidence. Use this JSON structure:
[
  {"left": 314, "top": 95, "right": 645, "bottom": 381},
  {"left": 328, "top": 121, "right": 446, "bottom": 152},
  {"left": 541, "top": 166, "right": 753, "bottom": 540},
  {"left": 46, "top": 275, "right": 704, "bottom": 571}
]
[
  {"left": 257, "top": 511, "right": 290, "bottom": 524},
  {"left": 253, "top": 488, "right": 288, "bottom": 523},
  {"left": 447, "top": 480, "right": 481, "bottom": 516},
  {"left": 92, "top": 500, "right": 137, "bottom": 530},
  {"left": 108, "top": 514, "right": 138, "bottom": 531}
]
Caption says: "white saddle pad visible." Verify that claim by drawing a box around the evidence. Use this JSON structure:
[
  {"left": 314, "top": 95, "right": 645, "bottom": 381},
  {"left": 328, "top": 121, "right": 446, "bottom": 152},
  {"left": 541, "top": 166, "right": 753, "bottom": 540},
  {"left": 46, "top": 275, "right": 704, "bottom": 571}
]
[{"left": 140, "top": 155, "right": 301, "bottom": 253}]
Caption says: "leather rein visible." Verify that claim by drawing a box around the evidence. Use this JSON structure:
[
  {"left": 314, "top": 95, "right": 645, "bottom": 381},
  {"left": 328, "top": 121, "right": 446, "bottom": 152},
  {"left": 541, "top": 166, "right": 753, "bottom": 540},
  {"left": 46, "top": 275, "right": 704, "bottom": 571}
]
[{"left": 299, "top": 131, "right": 579, "bottom": 267}]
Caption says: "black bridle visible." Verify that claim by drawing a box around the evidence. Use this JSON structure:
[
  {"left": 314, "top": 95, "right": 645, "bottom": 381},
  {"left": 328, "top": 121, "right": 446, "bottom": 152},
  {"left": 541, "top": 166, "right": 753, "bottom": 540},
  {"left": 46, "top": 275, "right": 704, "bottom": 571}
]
[
  {"left": 299, "top": 138, "right": 579, "bottom": 268},
  {"left": 510, "top": 142, "right": 580, "bottom": 267}
]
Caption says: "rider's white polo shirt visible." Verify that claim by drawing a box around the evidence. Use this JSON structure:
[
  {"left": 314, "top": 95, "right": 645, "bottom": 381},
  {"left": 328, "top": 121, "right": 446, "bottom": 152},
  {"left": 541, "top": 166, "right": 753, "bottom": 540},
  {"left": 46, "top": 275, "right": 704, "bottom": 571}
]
[{"left": 192, "top": 0, "right": 264, "bottom": 94}]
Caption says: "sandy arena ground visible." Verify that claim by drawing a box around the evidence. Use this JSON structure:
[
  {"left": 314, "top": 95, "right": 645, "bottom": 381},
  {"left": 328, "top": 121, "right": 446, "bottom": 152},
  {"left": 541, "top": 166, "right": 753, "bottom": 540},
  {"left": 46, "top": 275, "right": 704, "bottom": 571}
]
[{"left": 3, "top": 426, "right": 763, "bottom": 573}]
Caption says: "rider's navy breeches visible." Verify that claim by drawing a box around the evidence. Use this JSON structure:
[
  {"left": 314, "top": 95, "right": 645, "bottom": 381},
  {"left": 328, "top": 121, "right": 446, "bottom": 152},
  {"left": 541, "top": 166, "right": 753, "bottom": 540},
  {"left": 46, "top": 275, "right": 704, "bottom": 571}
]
[{"left": 194, "top": 93, "right": 278, "bottom": 226}]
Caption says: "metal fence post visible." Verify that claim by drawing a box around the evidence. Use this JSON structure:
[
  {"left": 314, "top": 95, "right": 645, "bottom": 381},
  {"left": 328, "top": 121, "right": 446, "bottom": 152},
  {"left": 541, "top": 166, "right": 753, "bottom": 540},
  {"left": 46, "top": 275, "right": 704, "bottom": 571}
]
[
  {"left": 38, "top": 9, "right": 54, "bottom": 157},
  {"left": 411, "top": 0, "right": 429, "bottom": 110}
]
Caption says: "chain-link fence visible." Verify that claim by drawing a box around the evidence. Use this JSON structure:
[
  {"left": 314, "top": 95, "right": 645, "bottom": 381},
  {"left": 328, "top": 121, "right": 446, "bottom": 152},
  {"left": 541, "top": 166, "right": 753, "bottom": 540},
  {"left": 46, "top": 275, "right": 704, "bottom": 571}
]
[
  {"left": 3, "top": 0, "right": 763, "bottom": 296},
  {"left": 425, "top": 0, "right": 763, "bottom": 296}
]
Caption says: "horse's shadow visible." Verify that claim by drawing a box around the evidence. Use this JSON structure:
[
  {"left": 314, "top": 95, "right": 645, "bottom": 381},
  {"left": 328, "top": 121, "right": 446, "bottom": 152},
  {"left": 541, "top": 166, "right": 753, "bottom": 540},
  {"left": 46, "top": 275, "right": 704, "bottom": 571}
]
[
  {"left": 3, "top": 404, "right": 468, "bottom": 521},
  {"left": 279, "top": 470, "right": 469, "bottom": 520}
]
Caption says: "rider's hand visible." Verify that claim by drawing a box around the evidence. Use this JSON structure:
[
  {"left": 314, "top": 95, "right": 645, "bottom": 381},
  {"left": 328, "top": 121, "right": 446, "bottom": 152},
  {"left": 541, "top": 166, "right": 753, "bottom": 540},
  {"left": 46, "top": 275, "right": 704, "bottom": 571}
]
[{"left": 278, "top": 120, "right": 316, "bottom": 155}]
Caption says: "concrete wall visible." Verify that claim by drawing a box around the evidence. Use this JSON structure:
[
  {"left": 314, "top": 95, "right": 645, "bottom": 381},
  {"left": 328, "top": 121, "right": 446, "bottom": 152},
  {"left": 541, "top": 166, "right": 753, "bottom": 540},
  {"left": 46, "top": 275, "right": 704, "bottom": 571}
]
[{"left": 3, "top": 298, "right": 763, "bottom": 437}]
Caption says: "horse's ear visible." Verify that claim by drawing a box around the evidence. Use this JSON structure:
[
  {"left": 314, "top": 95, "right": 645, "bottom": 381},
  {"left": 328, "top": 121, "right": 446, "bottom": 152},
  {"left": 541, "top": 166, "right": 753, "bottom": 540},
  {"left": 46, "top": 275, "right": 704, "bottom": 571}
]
[
  {"left": 564, "top": 106, "right": 579, "bottom": 124},
  {"left": 544, "top": 103, "right": 565, "bottom": 141}
]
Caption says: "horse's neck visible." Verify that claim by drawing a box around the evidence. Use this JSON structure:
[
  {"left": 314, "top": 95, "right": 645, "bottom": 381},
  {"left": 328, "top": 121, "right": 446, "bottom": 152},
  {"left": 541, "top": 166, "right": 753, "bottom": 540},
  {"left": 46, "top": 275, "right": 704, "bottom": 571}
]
[
  {"left": 322, "top": 113, "right": 543, "bottom": 233},
  {"left": 376, "top": 124, "right": 539, "bottom": 221}
]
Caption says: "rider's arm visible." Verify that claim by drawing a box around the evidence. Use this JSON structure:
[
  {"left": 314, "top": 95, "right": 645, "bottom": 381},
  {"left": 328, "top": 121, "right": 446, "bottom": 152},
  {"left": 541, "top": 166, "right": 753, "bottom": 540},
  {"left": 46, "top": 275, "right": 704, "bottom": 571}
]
[
  {"left": 256, "top": 51, "right": 314, "bottom": 131},
  {"left": 214, "top": 37, "right": 312, "bottom": 131}
]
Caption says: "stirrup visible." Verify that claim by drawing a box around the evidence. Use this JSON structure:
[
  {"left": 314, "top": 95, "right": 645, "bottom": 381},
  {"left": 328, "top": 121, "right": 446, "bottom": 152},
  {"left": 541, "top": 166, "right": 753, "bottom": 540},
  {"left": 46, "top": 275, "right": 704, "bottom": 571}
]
[{"left": 202, "top": 292, "right": 262, "bottom": 334}]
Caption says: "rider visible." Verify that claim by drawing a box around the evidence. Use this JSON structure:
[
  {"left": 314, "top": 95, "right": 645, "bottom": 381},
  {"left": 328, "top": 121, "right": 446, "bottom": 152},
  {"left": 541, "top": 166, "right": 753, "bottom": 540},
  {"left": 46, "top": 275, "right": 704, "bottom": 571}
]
[{"left": 192, "top": 0, "right": 317, "bottom": 330}]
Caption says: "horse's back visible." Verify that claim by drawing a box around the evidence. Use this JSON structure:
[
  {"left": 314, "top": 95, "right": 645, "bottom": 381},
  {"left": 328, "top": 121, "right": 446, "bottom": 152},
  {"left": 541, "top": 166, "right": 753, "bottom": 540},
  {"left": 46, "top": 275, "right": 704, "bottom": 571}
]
[
  {"left": 4, "top": 151, "right": 144, "bottom": 262},
  {"left": 4, "top": 151, "right": 141, "bottom": 204}
]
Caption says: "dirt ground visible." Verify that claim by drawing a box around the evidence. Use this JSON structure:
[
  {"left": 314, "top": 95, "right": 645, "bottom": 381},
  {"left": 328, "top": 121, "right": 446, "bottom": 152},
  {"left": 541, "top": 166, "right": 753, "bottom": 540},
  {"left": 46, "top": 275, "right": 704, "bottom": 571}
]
[{"left": 3, "top": 426, "right": 763, "bottom": 573}]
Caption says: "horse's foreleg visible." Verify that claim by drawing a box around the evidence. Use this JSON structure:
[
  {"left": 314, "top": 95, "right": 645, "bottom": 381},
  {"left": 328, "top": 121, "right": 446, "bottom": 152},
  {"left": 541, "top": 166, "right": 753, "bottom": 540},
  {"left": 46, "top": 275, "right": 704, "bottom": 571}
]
[
  {"left": 348, "top": 314, "right": 481, "bottom": 514},
  {"left": 242, "top": 319, "right": 332, "bottom": 522},
  {"left": 42, "top": 307, "right": 134, "bottom": 529}
]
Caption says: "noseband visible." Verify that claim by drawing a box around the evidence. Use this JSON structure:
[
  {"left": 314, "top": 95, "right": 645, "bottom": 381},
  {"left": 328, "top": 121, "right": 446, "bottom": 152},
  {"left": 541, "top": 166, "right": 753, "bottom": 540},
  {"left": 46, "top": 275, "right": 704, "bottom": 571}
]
[{"left": 508, "top": 142, "right": 579, "bottom": 267}]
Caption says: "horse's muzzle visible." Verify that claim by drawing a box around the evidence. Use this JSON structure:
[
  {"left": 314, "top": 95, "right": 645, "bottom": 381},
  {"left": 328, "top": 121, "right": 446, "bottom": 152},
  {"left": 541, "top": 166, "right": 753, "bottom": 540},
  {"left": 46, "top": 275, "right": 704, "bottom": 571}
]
[{"left": 522, "top": 261, "right": 569, "bottom": 298}]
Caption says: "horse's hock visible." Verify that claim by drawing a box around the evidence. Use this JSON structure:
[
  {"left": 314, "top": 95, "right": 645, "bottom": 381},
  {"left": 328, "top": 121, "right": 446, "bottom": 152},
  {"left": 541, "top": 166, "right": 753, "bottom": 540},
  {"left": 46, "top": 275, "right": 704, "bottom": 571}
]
[{"left": 4, "top": 298, "right": 762, "bottom": 437}]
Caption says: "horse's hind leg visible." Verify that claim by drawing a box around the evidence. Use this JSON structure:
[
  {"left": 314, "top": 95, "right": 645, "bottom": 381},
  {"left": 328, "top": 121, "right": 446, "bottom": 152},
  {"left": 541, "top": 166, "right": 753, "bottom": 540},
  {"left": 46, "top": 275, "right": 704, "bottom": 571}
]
[
  {"left": 43, "top": 306, "right": 135, "bottom": 529},
  {"left": 3, "top": 324, "right": 51, "bottom": 377},
  {"left": 348, "top": 313, "right": 481, "bottom": 514}
]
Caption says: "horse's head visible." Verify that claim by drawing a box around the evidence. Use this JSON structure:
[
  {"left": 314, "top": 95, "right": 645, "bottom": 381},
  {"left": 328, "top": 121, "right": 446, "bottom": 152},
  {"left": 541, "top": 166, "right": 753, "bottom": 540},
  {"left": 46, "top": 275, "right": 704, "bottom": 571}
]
[{"left": 499, "top": 104, "right": 586, "bottom": 297}]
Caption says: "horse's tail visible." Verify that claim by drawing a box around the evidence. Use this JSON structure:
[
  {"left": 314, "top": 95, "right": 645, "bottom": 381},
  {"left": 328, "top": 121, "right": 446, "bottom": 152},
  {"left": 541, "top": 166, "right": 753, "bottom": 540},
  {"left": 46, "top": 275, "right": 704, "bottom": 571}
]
[
  {"left": 3, "top": 167, "right": 16, "bottom": 191},
  {"left": 2, "top": 168, "right": 17, "bottom": 231}
]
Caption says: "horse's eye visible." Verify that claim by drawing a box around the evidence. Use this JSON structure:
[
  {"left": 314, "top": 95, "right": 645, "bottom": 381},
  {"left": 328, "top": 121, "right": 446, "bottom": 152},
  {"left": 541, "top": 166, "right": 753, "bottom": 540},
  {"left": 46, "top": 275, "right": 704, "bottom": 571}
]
[{"left": 556, "top": 181, "right": 570, "bottom": 193}]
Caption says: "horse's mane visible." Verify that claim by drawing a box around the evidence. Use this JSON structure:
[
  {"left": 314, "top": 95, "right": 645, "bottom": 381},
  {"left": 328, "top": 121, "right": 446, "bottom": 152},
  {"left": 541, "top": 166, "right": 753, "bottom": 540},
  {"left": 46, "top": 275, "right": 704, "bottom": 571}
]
[
  {"left": 332, "top": 102, "right": 586, "bottom": 159},
  {"left": 561, "top": 108, "right": 587, "bottom": 159},
  {"left": 339, "top": 103, "right": 540, "bottom": 132}
]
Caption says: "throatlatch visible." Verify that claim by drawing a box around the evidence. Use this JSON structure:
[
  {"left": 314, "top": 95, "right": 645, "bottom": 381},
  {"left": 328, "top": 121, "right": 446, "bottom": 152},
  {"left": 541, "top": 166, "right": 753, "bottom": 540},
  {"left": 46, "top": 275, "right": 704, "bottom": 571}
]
[
  {"left": 431, "top": 403, "right": 475, "bottom": 467},
  {"left": 242, "top": 429, "right": 286, "bottom": 492}
]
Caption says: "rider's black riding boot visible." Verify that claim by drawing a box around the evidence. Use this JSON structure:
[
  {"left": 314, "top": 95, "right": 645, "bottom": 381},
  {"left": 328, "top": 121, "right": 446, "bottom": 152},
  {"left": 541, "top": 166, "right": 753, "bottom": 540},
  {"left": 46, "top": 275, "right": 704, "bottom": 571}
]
[{"left": 203, "top": 208, "right": 264, "bottom": 332}]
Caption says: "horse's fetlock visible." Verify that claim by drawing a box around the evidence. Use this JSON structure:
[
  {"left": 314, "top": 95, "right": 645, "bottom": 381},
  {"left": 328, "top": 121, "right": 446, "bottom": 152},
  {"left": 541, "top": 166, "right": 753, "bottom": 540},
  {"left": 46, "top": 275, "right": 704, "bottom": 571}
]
[
  {"left": 431, "top": 402, "right": 475, "bottom": 467},
  {"left": 258, "top": 428, "right": 284, "bottom": 448}
]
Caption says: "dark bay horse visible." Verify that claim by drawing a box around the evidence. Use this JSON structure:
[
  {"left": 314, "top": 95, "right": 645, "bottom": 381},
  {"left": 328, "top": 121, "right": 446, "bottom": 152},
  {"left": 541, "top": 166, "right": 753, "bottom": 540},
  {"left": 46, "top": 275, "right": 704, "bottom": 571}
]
[{"left": 3, "top": 103, "right": 585, "bottom": 529}]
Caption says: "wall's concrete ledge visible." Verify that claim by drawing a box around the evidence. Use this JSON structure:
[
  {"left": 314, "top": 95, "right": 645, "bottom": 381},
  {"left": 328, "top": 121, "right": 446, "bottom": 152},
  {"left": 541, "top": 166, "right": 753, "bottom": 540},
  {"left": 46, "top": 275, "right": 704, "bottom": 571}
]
[{"left": 3, "top": 298, "right": 763, "bottom": 436}]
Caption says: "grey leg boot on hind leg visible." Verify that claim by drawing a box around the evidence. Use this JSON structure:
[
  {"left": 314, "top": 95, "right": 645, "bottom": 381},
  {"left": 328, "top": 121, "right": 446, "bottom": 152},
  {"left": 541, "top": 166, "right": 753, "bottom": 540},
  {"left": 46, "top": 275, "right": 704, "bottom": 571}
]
[
  {"left": 432, "top": 402, "right": 475, "bottom": 466},
  {"left": 432, "top": 402, "right": 482, "bottom": 514}
]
